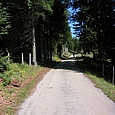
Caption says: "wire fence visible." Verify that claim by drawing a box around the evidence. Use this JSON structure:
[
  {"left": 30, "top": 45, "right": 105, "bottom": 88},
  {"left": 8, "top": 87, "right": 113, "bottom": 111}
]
[{"left": 8, "top": 52, "right": 32, "bottom": 66}]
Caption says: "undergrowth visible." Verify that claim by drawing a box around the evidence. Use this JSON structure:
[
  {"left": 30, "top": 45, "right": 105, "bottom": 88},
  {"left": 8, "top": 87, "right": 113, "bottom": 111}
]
[
  {"left": 85, "top": 71, "right": 115, "bottom": 102},
  {"left": 0, "top": 62, "right": 42, "bottom": 115},
  {"left": 0, "top": 62, "right": 41, "bottom": 86},
  {"left": 52, "top": 55, "right": 61, "bottom": 61}
]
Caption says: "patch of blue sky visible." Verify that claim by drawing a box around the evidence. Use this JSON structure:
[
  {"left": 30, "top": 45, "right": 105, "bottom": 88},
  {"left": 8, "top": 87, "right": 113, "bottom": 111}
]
[{"left": 68, "top": 7, "right": 80, "bottom": 38}]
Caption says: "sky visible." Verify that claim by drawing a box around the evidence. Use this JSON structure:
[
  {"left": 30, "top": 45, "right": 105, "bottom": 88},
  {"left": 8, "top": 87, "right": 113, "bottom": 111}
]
[
  {"left": 68, "top": 7, "right": 78, "bottom": 38},
  {"left": 69, "top": 22, "right": 76, "bottom": 38}
]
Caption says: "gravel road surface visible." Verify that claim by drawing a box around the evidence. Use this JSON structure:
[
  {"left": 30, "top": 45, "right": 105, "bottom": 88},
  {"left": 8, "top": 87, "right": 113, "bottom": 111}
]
[{"left": 18, "top": 59, "right": 115, "bottom": 115}]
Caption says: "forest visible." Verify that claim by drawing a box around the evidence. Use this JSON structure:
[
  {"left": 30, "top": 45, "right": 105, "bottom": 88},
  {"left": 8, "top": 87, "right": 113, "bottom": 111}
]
[
  {"left": 0, "top": 1, "right": 115, "bottom": 114},
  {"left": 0, "top": 0, "right": 74, "bottom": 66},
  {"left": 0, "top": 0, "right": 115, "bottom": 78},
  {"left": 71, "top": 0, "right": 115, "bottom": 65}
]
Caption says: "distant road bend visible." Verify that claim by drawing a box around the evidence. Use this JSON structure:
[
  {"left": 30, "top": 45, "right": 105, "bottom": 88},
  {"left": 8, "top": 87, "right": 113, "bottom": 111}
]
[{"left": 18, "top": 58, "right": 115, "bottom": 115}]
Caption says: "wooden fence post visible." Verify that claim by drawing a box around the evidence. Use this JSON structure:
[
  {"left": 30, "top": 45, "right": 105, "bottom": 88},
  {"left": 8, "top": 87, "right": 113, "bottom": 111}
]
[
  {"left": 8, "top": 53, "right": 10, "bottom": 62},
  {"left": 22, "top": 53, "right": 24, "bottom": 65},
  {"left": 112, "top": 66, "right": 114, "bottom": 85},
  {"left": 102, "top": 63, "right": 104, "bottom": 77},
  {"left": 29, "top": 53, "right": 31, "bottom": 66}
]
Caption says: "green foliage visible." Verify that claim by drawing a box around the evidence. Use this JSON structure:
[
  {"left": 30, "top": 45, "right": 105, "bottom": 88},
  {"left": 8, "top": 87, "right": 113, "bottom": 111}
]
[
  {"left": 0, "top": 0, "right": 71, "bottom": 65},
  {"left": 0, "top": 62, "right": 41, "bottom": 86},
  {"left": 0, "top": 55, "right": 10, "bottom": 72},
  {"left": 9, "top": 63, "right": 38, "bottom": 78},
  {"left": 85, "top": 72, "right": 115, "bottom": 102},
  {"left": 72, "top": 0, "right": 115, "bottom": 62},
  {"left": 0, "top": 53, "right": 11, "bottom": 85},
  {"left": 0, "top": 72, "right": 11, "bottom": 86},
  {"left": 27, "top": 0, "right": 53, "bottom": 21},
  {"left": 6, "top": 106, "right": 14, "bottom": 115},
  {"left": 50, "top": 0, "right": 72, "bottom": 55},
  {"left": 42, "top": 0, "right": 53, "bottom": 12},
  {"left": 68, "top": 40, "right": 74, "bottom": 51},
  {"left": 0, "top": 2, "right": 10, "bottom": 36},
  {"left": 18, "top": 81, "right": 34, "bottom": 103},
  {"left": 52, "top": 55, "right": 61, "bottom": 61}
]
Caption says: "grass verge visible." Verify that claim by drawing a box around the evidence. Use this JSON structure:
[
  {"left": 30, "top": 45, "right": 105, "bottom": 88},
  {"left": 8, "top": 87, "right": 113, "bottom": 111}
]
[
  {"left": 76, "top": 56, "right": 115, "bottom": 102},
  {"left": 52, "top": 55, "right": 61, "bottom": 61},
  {"left": 0, "top": 63, "right": 52, "bottom": 115}
]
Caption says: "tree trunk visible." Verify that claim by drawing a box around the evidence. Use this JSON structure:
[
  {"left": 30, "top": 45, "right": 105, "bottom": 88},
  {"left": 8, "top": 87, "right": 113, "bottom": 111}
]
[
  {"left": 49, "top": 35, "right": 52, "bottom": 61},
  {"left": 32, "top": 21, "right": 37, "bottom": 66}
]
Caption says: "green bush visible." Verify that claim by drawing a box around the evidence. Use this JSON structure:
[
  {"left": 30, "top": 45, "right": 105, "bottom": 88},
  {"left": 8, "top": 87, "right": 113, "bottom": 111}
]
[
  {"left": 0, "top": 62, "right": 39, "bottom": 86},
  {"left": 0, "top": 73, "right": 11, "bottom": 86},
  {"left": 0, "top": 55, "right": 10, "bottom": 72},
  {"left": 0, "top": 54, "right": 40, "bottom": 86},
  {"left": 0, "top": 55, "right": 11, "bottom": 85}
]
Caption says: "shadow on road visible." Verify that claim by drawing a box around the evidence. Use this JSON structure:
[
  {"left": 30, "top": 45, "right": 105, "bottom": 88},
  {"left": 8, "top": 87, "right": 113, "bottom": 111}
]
[
  {"left": 44, "top": 57, "right": 82, "bottom": 73},
  {"left": 54, "top": 60, "right": 82, "bottom": 73}
]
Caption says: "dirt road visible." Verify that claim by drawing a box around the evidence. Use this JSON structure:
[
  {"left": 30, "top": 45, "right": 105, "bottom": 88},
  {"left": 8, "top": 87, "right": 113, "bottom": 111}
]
[{"left": 18, "top": 59, "right": 115, "bottom": 115}]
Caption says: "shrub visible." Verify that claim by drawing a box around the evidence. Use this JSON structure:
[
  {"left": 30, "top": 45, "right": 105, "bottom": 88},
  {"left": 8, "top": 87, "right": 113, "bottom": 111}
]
[
  {"left": 0, "top": 55, "right": 10, "bottom": 72},
  {"left": 0, "top": 73, "right": 11, "bottom": 86},
  {"left": 0, "top": 54, "right": 11, "bottom": 85}
]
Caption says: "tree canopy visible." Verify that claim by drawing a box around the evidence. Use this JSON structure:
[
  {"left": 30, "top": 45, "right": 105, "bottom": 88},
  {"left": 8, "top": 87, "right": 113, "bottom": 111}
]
[
  {"left": 1, "top": 0, "right": 114, "bottom": 66},
  {"left": 0, "top": 2, "right": 10, "bottom": 37},
  {"left": 71, "top": 0, "right": 115, "bottom": 64},
  {"left": 0, "top": 0, "right": 72, "bottom": 65}
]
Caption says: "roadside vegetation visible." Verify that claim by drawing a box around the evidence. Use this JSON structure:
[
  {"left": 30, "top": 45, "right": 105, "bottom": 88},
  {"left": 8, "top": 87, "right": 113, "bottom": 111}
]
[
  {"left": 0, "top": 56, "right": 40, "bottom": 86},
  {"left": 0, "top": 55, "right": 45, "bottom": 115},
  {"left": 71, "top": 1, "right": 115, "bottom": 102},
  {"left": 0, "top": 0, "right": 115, "bottom": 114},
  {"left": 52, "top": 55, "right": 62, "bottom": 62},
  {"left": 76, "top": 53, "right": 115, "bottom": 102},
  {"left": 0, "top": 54, "right": 61, "bottom": 115}
]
